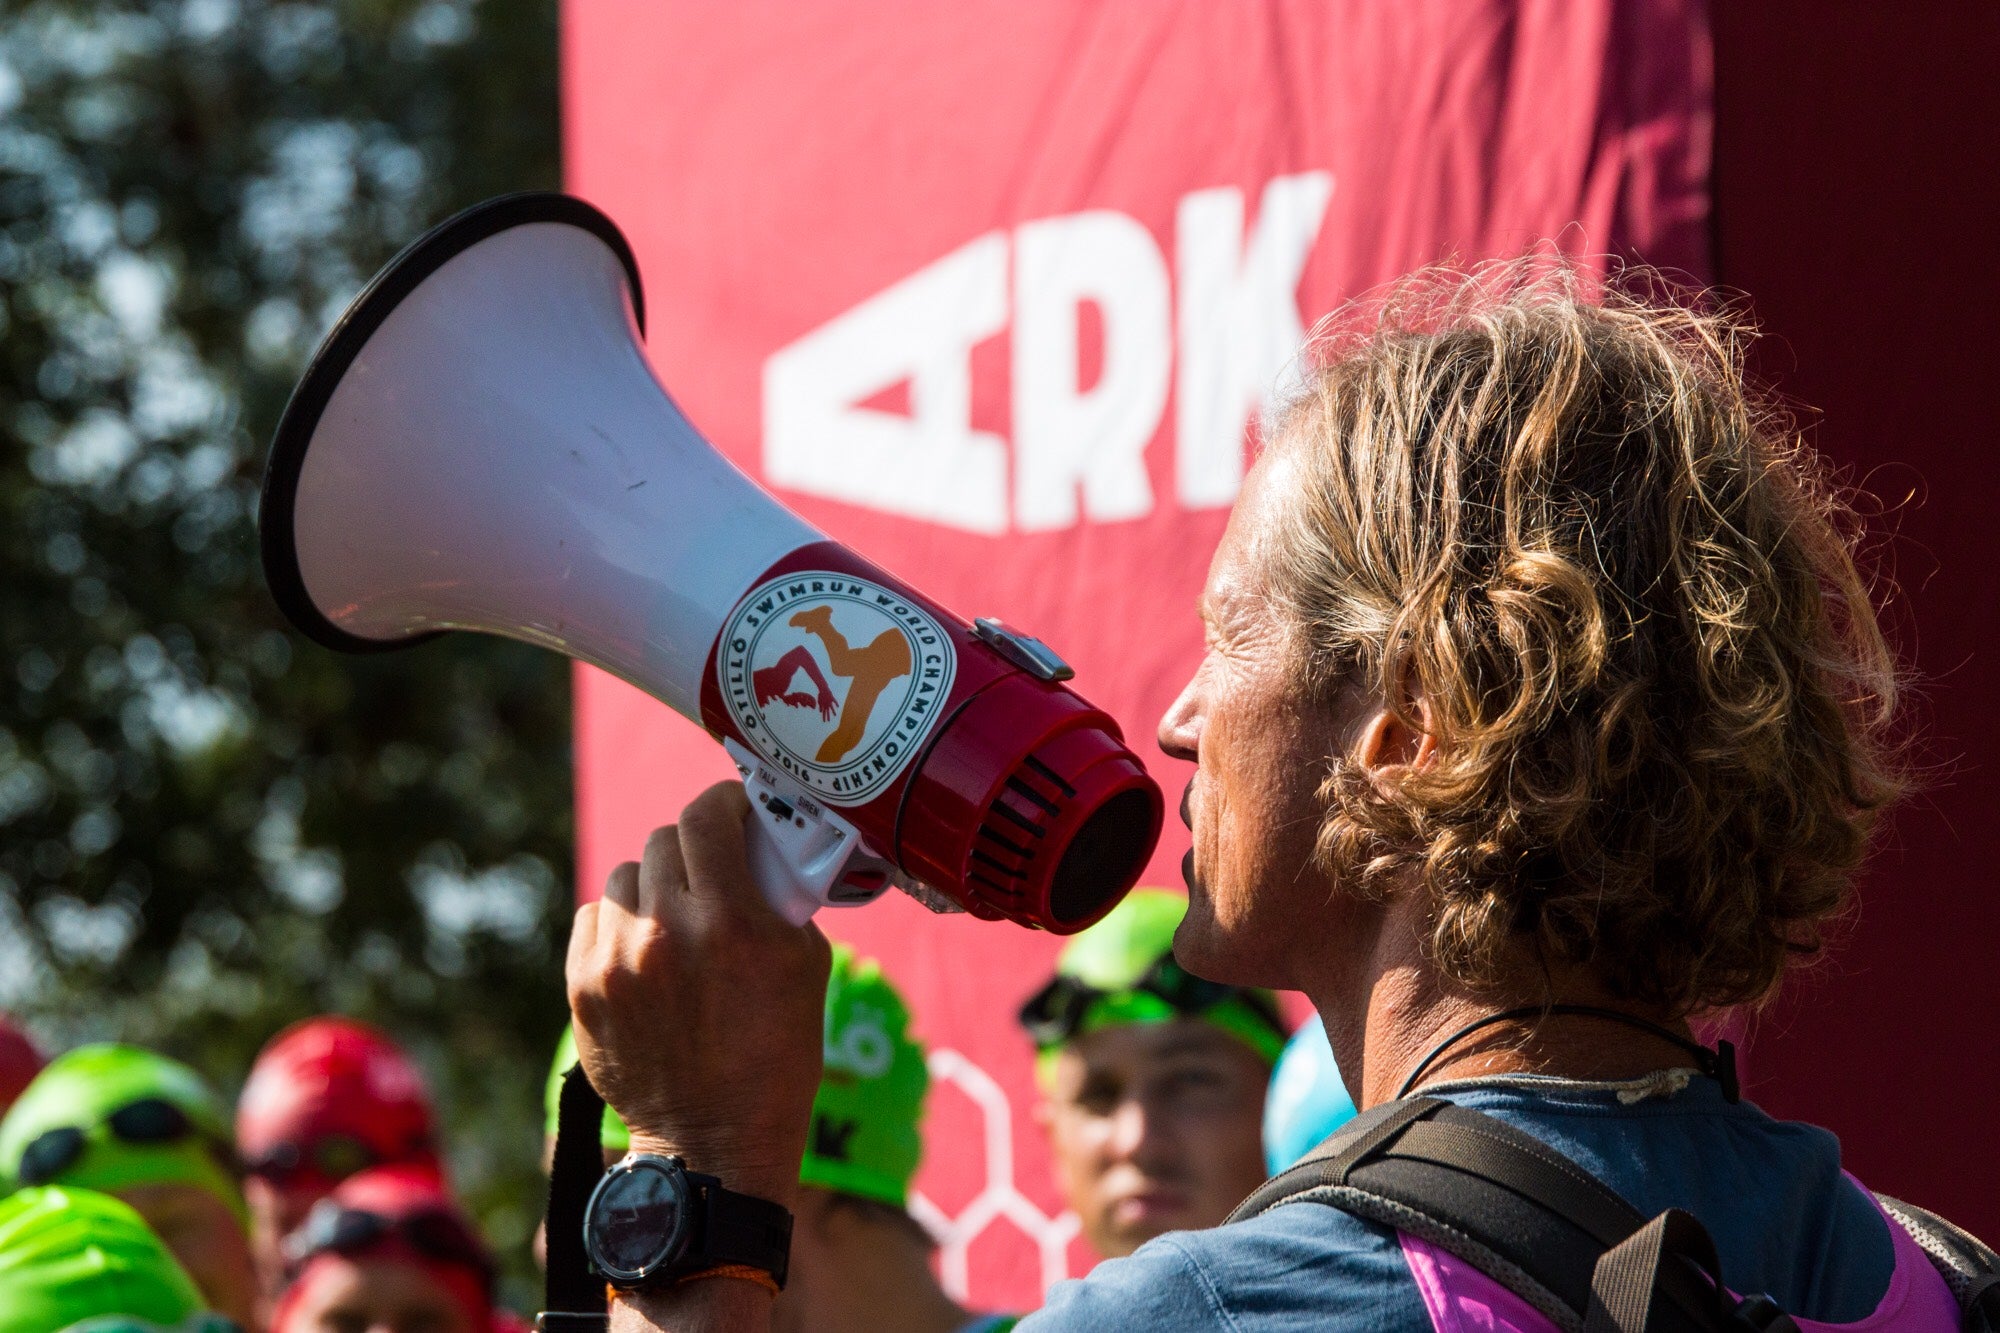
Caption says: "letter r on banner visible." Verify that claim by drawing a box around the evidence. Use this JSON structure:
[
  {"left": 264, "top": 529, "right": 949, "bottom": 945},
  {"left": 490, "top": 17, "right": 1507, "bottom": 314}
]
[{"left": 1013, "top": 211, "right": 1172, "bottom": 532}]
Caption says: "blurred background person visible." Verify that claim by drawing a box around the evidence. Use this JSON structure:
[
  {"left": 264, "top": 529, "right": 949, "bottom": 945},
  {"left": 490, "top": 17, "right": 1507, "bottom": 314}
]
[
  {"left": 271, "top": 1164, "right": 495, "bottom": 1333},
  {"left": 0, "top": 1184, "right": 237, "bottom": 1333},
  {"left": 1018, "top": 890, "right": 1284, "bottom": 1260},
  {"left": 236, "top": 1018, "right": 444, "bottom": 1310},
  {"left": 0, "top": 1043, "right": 259, "bottom": 1328},
  {"left": 549, "top": 945, "right": 1010, "bottom": 1333},
  {"left": 1259, "top": 1013, "right": 1356, "bottom": 1175},
  {"left": 0, "top": 1017, "right": 45, "bottom": 1119}
]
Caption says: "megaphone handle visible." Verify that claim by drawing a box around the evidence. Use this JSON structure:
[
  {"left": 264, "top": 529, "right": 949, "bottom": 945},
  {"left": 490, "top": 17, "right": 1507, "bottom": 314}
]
[
  {"left": 741, "top": 811, "right": 830, "bottom": 927},
  {"left": 724, "top": 738, "right": 893, "bottom": 925}
]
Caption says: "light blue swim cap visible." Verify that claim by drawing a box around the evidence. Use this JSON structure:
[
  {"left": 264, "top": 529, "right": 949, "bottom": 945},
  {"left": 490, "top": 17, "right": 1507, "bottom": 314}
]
[{"left": 1262, "top": 1012, "right": 1358, "bottom": 1174}]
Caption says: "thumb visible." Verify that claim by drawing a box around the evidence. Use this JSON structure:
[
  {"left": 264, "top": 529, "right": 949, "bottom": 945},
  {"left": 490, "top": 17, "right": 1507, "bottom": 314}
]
[{"left": 675, "top": 780, "right": 774, "bottom": 922}]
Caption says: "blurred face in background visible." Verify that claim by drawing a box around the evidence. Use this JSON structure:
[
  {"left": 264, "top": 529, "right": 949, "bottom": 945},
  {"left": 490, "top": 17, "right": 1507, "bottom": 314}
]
[
  {"left": 120, "top": 1180, "right": 261, "bottom": 1329},
  {"left": 1038, "top": 1018, "right": 1271, "bottom": 1258},
  {"left": 245, "top": 1152, "right": 361, "bottom": 1298},
  {"left": 236, "top": 1019, "right": 443, "bottom": 1309},
  {"left": 273, "top": 1256, "right": 475, "bottom": 1333}
]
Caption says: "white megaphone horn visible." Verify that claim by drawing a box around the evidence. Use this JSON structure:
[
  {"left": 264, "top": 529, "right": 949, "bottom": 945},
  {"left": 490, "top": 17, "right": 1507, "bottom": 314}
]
[{"left": 259, "top": 193, "right": 1161, "bottom": 933}]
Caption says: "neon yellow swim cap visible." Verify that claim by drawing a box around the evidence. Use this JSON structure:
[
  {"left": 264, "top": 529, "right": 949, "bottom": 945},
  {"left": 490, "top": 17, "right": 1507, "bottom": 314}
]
[
  {"left": 800, "top": 944, "right": 929, "bottom": 1206},
  {"left": 0, "top": 1186, "right": 207, "bottom": 1332},
  {"left": 0, "top": 1045, "right": 245, "bottom": 1228},
  {"left": 1029, "top": 889, "right": 1287, "bottom": 1072},
  {"left": 547, "top": 944, "right": 930, "bottom": 1207}
]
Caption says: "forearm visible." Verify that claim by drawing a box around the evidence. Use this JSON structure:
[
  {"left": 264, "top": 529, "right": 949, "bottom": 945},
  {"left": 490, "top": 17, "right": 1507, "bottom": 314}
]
[{"left": 612, "top": 1281, "right": 774, "bottom": 1333}]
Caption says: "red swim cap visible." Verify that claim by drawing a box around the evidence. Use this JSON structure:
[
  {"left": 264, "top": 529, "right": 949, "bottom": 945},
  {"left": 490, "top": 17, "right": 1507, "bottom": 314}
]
[
  {"left": 237, "top": 1018, "right": 439, "bottom": 1180},
  {"left": 272, "top": 1165, "right": 495, "bottom": 1333},
  {"left": 0, "top": 1015, "right": 45, "bottom": 1115}
]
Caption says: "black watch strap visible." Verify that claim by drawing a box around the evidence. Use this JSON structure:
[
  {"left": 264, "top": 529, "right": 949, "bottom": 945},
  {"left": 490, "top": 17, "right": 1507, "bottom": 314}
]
[{"left": 685, "top": 1173, "right": 794, "bottom": 1288}]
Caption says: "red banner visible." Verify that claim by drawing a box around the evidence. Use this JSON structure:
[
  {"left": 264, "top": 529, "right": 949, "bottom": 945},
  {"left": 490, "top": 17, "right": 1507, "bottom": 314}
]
[{"left": 565, "top": 0, "right": 1709, "bottom": 1310}]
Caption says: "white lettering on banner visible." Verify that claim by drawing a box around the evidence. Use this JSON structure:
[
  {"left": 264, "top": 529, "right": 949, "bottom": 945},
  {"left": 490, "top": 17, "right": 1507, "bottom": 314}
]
[
  {"left": 1013, "top": 210, "right": 1172, "bottom": 531},
  {"left": 763, "top": 231, "right": 1010, "bottom": 534},
  {"left": 1175, "top": 171, "right": 1335, "bottom": 508},
  {"left": 760, "top": 171, "right": 1333, "bottom": 533}
]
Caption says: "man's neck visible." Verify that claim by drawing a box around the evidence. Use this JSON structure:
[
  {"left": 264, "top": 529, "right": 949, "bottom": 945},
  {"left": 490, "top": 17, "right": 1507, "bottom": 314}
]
[{"left": 1302, "top": 889, "right": 1699, "bottom": 1110}]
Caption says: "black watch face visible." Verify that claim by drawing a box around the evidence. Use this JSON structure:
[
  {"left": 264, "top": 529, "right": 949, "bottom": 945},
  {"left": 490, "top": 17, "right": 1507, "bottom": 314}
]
[{"left": 588, "top": 1157, "right": 691, "bottom": 1282}]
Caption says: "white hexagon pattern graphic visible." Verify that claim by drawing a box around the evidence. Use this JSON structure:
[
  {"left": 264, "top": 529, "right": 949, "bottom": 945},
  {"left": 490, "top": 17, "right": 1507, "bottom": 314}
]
[{"left": 908, "top": 1047, "right": 1081, "bottom": 1299}]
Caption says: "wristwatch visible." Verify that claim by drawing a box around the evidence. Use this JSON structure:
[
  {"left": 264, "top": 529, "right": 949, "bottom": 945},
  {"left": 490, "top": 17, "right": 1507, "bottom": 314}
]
[{"left": 582, "top": 1154, "right": 793, "bottom": 1290}]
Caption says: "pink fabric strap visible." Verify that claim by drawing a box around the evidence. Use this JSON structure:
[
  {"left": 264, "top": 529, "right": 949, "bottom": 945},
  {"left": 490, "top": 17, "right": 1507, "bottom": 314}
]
[{"left": 1398, "top": 1188, "right": 1959, "bottom": 1333}]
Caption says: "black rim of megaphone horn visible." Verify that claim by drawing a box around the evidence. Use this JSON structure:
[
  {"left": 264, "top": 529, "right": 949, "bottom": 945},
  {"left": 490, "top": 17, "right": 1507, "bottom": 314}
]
[{"left": 258, "top": 191, "right": 647, "bottom": 655}]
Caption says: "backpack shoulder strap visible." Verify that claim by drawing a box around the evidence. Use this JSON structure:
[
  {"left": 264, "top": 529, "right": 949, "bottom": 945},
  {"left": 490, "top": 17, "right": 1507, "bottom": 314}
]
[
  {"left": 1876, "top": 1194, "right": 2000, "bottom": 1333},
  {"left": 1232, "top": 1098, "right": 1737, "bottom": 1333}
]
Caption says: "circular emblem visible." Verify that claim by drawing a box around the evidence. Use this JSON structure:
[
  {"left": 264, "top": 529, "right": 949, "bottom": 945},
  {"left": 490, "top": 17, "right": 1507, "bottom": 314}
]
[
  {"left": 825, "top": 1003, "right": 894, "bottom": 1080},
  {"left": 719, "top": 571, "right": 959, "bottom": 805}
]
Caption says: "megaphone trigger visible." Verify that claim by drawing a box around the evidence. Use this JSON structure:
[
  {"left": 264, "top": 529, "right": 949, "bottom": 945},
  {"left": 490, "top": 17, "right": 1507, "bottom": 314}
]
[{"left": 725, "top": 737, "right": 895, "bottom": 925}]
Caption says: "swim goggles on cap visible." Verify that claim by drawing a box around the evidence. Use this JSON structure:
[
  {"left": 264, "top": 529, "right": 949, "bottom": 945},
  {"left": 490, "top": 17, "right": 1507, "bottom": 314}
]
[
  {"left": 244, "top": 1133, "right": 382, "bottom": 1189},
  {"left": 17, "top": 1097, "right": 238, "bottom": 1186},
  {"left": 1017, "top": 953, "right": 1284, "bottom": 1048},
  {"left": 282, "top": 1197, "right": 495, "bottom": 1293},
  {"left": 59, "top": 1317, "right": 244, "bottom": 1333}
]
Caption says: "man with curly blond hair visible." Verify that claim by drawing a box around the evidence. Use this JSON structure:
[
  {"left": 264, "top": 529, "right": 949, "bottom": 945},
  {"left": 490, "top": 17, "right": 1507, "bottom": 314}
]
[{"left": 565, "top": 264, "right": 1977, "bottom": 1332}]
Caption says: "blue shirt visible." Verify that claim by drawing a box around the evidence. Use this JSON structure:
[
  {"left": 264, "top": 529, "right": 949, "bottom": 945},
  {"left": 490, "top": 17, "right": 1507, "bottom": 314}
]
[{"left": 1023, "top": 1073, "right": 1893, "bottom": 1332}]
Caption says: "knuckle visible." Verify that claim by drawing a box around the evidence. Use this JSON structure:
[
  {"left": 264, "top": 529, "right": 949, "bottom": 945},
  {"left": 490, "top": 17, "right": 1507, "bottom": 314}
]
[
  {"left": 600, "top": 863, "right": 640, "bottom": 911},
  {"left": 566, "top": 977, "right": 606, "bottom": 1025},
  {"left": 683, "top": 780, "right": 749, "bottom": 831},
  {"left": 642, "top": 825, "right": 681, "bottom": 865},
  {"left": 627, "top": 923, "right": 676, "bottom": 975}
]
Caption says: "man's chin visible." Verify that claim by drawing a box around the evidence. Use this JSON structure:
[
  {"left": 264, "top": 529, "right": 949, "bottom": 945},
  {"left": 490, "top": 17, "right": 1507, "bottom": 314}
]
[
  {"left": 1173, "top": 877, "right": 1286, "bottom": 987},
  {"left": 1106, "top": 1193, "right": 1225, "bottom": 1253},
  {"left": 1170, "top": 894, "right": 1241, "bottom": 983}
]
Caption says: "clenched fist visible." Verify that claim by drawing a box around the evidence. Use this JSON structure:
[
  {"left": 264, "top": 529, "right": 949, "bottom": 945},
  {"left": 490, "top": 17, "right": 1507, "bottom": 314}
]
[{"left": 565, "top": 781, "right": 833, "bottom": 1209}]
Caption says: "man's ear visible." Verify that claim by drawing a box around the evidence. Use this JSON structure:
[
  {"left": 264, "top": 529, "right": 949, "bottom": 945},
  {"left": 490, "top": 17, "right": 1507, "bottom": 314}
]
[{"left": 1353, "top": 693, "right": 1439, "bottom": 775}]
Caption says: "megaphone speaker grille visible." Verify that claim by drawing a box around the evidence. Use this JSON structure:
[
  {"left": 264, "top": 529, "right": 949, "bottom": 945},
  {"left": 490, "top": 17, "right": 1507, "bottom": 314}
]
[{"left": 259, "top": 192, "right": 645, "bottom": 654}]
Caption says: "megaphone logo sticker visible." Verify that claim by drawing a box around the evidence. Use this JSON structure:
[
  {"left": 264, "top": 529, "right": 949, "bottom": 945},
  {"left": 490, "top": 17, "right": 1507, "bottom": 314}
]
[{"left": 720, "top": 572, "right": 958, "bottom": 805}]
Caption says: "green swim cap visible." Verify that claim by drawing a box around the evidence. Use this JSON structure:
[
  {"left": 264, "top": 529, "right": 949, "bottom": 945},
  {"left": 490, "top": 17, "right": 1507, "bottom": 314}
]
[
  {"left": 1033, "top": 889, "right": 1286, "bottom": 1071},
  {"left": 801, "top": 944, "right": 928, "bottom": 1207},
  {"left": 0, "top": 1045, "right": 245, "bottom": 1228},
  {"left": 546, "top": 944, "right": 928, "bottom": 1208},
  {"left": 0, "top": 1186, "right": 206, "bottom": 1332}
]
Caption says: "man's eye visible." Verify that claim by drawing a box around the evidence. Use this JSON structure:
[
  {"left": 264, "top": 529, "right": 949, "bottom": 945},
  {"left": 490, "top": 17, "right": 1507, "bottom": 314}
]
[
  {"left": 1073, "top": 1081, "right": 1124, "bottom": 1115},
  {"left": 1156, "top": 1066, "right": 1230, "bottom": 1101}
]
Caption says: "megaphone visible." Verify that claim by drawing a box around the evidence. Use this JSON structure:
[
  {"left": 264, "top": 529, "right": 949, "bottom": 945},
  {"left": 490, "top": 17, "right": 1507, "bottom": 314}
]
[{"left": 259, "top": 193, "right": 1162, "bottom": 934}]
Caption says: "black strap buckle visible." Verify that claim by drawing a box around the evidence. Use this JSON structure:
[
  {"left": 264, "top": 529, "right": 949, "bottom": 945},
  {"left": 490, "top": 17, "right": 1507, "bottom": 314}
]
[{"left": 1731, "top": 1294, "right": 1801, "bottom": 1333}]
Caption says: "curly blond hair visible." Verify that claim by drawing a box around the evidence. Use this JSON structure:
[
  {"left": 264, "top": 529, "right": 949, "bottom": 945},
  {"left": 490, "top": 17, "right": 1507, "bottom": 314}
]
[{"left": 1265, "top": 260, "right": 1903, "bottom": 1014}]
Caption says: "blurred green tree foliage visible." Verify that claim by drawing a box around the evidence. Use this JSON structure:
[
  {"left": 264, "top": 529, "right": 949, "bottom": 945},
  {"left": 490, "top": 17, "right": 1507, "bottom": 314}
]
[{"left": 0, "top": 0, "right": 572, "bottom": 1300}]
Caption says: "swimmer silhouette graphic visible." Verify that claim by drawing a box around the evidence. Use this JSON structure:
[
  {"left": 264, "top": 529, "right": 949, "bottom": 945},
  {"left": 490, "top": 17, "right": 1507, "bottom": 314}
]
[
  {"left": 752, "top": 646, "right": 839, "bottom": 720},
  {"left": 750, "top": 605, "right": 914, "bottom": 764}
]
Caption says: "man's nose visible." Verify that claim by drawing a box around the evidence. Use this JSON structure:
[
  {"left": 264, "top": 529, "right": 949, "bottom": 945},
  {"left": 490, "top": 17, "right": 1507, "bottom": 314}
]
[
  {"left": 1158, "top": 675, "right": 1201, "bottom": 762},
  {"left": 1104, "top": 1096, "right": 1152, "bottom": 1162}
]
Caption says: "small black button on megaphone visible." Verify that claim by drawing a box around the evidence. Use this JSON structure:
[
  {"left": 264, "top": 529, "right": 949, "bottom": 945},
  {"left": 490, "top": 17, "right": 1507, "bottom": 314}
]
[{"left": 258, "top": 192, "right": 1162, "bottom": 934}]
